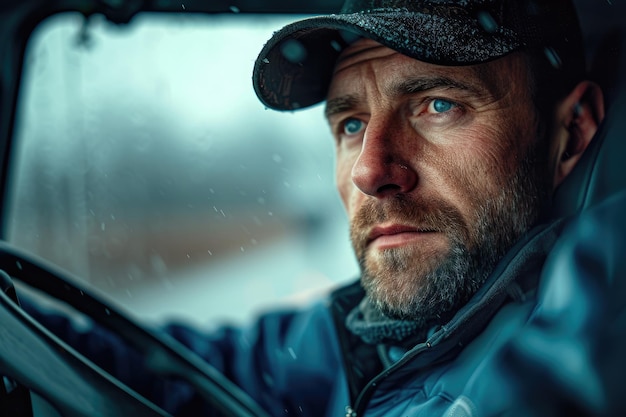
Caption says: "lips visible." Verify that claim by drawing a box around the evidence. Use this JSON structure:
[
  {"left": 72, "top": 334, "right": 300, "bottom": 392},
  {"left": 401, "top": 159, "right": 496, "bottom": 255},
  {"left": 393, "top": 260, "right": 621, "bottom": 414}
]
[{"left": 367, "top": 224, "right": 437, "bottom": 246}]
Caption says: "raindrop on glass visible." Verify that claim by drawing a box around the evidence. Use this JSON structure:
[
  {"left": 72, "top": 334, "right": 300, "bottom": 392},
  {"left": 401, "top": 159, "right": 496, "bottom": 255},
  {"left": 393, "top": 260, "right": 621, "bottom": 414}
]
[
  {"left": 287, "top": 347, "right": 297, "bottom": 359},
  {"left": 280, "top": 39, "right": 307, "bottom": 64},
  {"left": 330, "top": 40, "right": 342, "bottom": 51},
  {"left": 543, "top": 46, "right": 562, "bottom": 69},
  {"left": 477, "top": 11, "right": 498, "bottom": 33}
]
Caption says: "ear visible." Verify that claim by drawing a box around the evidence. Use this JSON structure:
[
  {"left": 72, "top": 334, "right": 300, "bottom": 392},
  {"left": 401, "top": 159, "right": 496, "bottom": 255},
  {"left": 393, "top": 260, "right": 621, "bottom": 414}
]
[{"left": 552, "top": 81, "right": 605, "bottom": 189}]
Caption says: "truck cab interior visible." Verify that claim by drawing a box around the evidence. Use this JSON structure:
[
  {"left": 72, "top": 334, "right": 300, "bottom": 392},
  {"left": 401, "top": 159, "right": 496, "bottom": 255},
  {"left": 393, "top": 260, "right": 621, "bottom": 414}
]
[{"left": 0, "top": 0, "right": 624, "bottom": 416}]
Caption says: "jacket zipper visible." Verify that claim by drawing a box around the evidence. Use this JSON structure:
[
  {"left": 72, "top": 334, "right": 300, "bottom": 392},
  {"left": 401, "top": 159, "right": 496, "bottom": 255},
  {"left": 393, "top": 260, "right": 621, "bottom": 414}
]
[{"left": 346, "top": 342, "right": 431, "bottom": 416}]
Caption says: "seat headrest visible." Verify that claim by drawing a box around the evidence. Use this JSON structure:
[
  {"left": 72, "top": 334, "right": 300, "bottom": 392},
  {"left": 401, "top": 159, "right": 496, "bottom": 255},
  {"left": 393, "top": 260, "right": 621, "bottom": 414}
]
[{"left": 551, "top": 27, "right": 626, "bottom": 219}]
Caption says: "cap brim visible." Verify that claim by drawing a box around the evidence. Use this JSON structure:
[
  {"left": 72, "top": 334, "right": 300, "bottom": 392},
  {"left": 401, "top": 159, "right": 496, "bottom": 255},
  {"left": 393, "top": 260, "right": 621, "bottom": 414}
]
[{"left": 253, "top": 12, "right": 520, "bottom": 111}]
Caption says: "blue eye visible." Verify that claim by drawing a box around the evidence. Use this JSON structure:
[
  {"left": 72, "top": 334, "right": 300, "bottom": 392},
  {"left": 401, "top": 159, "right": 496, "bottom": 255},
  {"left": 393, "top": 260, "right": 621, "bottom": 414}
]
[
  {"left": 428, "top": 99, "right": 455, "bottom": 113},
  {"left": 343, "top": 118, "right": 364, "bottom": 135}
]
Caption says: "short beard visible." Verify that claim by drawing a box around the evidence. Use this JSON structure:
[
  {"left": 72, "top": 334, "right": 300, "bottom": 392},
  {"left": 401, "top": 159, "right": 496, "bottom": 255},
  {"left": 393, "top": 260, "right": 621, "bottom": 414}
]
[{"left": 350, "top": 145, "right": 550, "bottom": 326}]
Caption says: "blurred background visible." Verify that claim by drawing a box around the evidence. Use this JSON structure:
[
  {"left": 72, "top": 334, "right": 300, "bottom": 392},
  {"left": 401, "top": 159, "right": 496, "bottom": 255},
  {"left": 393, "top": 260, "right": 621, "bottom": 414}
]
[{"left": 7, "top": 12, "right": 359, "bottom": 326}]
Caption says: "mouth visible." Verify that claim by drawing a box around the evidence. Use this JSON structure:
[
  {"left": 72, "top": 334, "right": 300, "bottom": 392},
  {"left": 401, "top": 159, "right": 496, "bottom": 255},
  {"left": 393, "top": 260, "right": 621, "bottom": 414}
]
[{"left": 367, "top": 224, "right": 439, "bottom": 249}]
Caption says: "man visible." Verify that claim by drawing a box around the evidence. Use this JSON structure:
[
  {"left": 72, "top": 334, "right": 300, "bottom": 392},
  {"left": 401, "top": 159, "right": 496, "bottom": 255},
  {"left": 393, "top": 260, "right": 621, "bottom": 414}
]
[
  {"left": 253, "top": 0, "right": 602, "bottom": 342},
  {"left": 23, "top": 0, "right": 620, "bottom": 416},
  {"left": 248, "top": 0, "right": 606, "bottom": 414}
]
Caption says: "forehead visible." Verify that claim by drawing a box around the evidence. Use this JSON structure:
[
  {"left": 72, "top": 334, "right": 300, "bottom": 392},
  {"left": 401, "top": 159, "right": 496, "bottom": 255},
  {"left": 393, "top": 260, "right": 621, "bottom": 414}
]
[{"left": 327, "top": 38, "right": 531, "bottom": 109}]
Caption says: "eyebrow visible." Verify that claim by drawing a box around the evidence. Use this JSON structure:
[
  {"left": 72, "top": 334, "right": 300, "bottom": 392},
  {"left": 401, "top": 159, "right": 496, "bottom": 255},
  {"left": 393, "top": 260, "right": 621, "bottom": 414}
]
[
  {"left": 325, "top": 95, "right": 360, "bottom": 120},
  {"left": 324, "top": 76, "right": 483, "bottom": 120},
  {"left": 390, "top": 76, "right": 481, "bottom": 97}
]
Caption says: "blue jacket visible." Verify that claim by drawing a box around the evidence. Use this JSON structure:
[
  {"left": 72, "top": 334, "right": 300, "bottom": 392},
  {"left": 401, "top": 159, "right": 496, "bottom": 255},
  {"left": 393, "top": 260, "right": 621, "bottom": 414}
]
[{"left": 23, "top": 191, "right": 626, "bottom": 417}]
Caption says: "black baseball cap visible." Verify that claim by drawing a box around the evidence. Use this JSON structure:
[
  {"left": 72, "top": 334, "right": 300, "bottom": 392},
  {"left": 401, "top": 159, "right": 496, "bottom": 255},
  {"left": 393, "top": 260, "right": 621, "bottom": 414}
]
[{"left": 252, "top": 0, "right": 585, "bottom": 111}]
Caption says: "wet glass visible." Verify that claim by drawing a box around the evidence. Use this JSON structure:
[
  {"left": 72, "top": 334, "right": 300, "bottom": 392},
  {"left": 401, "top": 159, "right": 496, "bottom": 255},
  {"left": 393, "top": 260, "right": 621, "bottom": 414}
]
[{"left": 7, "top": 12, "right": 358, "bottom": 324}]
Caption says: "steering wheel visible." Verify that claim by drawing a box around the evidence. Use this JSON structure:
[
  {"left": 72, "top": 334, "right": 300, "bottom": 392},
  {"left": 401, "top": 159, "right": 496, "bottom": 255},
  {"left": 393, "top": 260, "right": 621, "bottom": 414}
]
[{"left": 0, "top": 241, "right": 271, "bottom": 417}]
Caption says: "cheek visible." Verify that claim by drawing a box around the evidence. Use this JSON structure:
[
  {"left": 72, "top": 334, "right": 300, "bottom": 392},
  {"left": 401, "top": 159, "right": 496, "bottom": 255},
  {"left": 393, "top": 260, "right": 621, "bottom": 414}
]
[
  {"left": 336, "top": 149, "right": 372, "bottom": 218},
  {"left": 335, "top": 153, "right": 355, "bottom": 211},
  {"left": 426, "top": 126, "right": 521, "bottom": 217},
  {"left": 445, "top": 123, "right": 525, "bottom": 186}
]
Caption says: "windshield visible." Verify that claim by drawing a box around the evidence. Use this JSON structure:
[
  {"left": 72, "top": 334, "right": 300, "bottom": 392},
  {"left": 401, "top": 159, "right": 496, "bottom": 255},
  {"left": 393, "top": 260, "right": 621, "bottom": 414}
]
[{"left": 6, "top": 12, "right": 358, "bottom": 325}]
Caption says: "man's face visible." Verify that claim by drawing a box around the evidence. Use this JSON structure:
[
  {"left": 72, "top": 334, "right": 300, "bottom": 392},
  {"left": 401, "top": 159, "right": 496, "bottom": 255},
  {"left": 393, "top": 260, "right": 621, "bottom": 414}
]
[{"left": 326, "top": 39, "right": 553, "bottom": 323}]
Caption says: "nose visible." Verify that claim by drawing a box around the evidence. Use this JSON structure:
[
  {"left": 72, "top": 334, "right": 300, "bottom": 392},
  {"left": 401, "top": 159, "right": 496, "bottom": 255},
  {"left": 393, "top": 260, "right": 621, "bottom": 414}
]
[{"left": 351, "top": 117, "right": 418, "bottom": 197}]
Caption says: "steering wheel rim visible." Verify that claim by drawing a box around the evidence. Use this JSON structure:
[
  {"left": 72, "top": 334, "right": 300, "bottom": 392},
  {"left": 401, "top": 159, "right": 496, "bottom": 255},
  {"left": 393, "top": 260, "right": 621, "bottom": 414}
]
[{"left": 0, "top": 241, "right": 271, "bottom": 417}]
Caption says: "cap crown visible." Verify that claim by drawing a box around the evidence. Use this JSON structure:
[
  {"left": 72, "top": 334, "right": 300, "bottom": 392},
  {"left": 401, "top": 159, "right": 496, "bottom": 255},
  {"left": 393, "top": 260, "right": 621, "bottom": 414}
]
[{"left": 253, "top": 0, "right": 584, "bottom": 111}]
